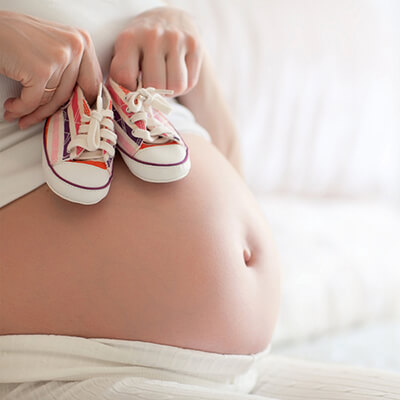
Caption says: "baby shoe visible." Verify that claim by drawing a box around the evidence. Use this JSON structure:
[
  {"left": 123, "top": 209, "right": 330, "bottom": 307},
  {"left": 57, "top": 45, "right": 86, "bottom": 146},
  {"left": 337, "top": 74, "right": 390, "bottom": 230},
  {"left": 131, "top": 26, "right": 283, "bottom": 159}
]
[
  {"left": 42, "top": 84, "right": 117, "bottom": 204},
  {"left": 106, "top": 77, "right": 190, "bottom": 183}
]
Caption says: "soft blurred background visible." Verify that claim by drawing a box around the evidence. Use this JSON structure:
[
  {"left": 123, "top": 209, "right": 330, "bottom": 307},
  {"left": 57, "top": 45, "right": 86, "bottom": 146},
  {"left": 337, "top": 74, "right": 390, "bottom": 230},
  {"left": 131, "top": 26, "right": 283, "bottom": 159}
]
[{"left": 169, "top": 0, "right": 400, "bottom": 372}]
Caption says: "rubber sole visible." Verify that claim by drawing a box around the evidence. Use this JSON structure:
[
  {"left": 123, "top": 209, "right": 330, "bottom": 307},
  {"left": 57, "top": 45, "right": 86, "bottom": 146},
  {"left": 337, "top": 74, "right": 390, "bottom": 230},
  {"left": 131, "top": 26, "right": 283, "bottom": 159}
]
[{"left": 120, "top": 152, "right": 191, "bottom": 183}]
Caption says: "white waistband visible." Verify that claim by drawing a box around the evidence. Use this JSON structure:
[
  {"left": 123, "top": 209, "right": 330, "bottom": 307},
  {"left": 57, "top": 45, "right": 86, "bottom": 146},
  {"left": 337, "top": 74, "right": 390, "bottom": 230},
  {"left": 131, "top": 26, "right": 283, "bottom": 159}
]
[{"left": 0, "top": 335, "right": 270, "bottom": 393}]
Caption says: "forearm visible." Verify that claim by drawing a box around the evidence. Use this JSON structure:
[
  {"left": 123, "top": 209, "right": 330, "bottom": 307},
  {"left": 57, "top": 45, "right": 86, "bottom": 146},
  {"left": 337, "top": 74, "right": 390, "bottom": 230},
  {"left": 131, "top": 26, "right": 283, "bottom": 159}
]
[{"left": 177, "top": 51, "right": 242, "bottom": 174}]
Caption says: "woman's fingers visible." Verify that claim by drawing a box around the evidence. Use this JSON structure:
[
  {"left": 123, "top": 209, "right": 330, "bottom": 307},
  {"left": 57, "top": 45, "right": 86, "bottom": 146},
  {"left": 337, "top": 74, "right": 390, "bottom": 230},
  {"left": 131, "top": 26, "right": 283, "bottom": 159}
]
[
  {"left": 111, "top": 7, "right": 204, "bottom": 96},
  {"left": 185, "top": 48, "right": 202, "bottom": 93},
  {"left": 76, "top": 29, "right": 103, "bottom": 105},
  {"left": 0, "top": 13, "right": 102, "bottom": 129},
  {"left": 18, "top": 65, "right": 78, "bottom": 128},
  {"left": 3, "top": 49, "right": 66, "bottom": 120},
  {"left": 142, "top": 48, "right": 166, "bottom": 90},
  {"left": 35, "top": 73, "right": 63, "bottom": 107},
  {"left": 19, "top": 40, "right": 103, "bottom": 129},
  {"left": 4, "top": 68, "right": 64, "bottom": 121},
  {"left": 4, "top": 78, "right": 48, "bottom": 120},
  {"left": 166, "top": 50, "right": 188, "bottom": 95},
  {"left": 109, "top": 34, "right": 140, "bottom": 91},
  {"left": 39, "top": 89, "right": 57, "bottom": 106}
]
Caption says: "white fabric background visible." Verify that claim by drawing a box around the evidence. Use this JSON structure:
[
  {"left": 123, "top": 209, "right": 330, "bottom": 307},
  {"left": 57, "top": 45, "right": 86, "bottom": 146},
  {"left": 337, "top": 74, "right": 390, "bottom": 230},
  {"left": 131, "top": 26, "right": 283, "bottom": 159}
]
[
  {"left": 170, "top": 0, "right": 400, "bottom": 200},
  {"left": 258, "top": 196, "right": 400, "bottom": 341}
]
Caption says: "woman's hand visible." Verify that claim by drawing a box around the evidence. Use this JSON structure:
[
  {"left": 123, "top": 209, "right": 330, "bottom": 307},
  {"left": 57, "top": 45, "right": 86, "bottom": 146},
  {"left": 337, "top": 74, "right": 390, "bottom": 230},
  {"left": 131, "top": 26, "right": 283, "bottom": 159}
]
[
  {"left": 0, "top": 11, "right": 102, "bottom": 129},
  {"left": 109, "top": 7, "right": 203, "bottom": 96}
]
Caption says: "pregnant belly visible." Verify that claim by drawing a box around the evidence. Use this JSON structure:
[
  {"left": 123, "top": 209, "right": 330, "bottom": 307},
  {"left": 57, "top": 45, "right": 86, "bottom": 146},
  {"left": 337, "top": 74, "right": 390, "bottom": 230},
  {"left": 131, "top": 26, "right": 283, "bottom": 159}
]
[{"left": 0, "top": 135, "right": 280, "bottom": 355}]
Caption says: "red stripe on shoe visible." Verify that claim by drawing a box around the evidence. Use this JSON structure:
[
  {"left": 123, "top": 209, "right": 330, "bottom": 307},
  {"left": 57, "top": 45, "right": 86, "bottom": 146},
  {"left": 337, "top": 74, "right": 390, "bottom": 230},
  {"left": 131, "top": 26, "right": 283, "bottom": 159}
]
[
  {"left": 139, "top": 141, "right": 177, "bottom": 149},
  {"left": 66, "top": 159, "right": 107, "bottom": 169}
]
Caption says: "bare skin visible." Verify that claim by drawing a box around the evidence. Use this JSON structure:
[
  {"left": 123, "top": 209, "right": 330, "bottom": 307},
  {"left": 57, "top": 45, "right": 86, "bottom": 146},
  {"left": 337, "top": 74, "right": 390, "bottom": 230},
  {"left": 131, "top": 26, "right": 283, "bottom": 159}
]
[
  {"left": 0, "top": 10, "right": 102, "bottom": 127},
  {"left": 0, "top": 6, "right": 280, "bottom": 354},
  {"left": 0, "top": 135, "right": 280, "bottom": 354}
]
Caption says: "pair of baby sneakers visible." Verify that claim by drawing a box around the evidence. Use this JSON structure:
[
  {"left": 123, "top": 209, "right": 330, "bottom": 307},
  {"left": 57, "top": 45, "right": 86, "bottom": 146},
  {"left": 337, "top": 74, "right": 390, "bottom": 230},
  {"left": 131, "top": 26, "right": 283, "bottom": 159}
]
[{"left": 42, "top": 78, "right": 190, "bottom": 204}]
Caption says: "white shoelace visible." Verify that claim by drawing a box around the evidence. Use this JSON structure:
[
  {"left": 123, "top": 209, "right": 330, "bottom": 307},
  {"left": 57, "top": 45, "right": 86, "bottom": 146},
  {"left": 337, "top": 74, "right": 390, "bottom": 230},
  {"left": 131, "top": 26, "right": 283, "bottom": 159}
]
[
  {"left": 125, "top": 87, "right": 180, "bottom": 144},
  {"left": 67, "top": 86, "right": 117, "bottom": 162}
]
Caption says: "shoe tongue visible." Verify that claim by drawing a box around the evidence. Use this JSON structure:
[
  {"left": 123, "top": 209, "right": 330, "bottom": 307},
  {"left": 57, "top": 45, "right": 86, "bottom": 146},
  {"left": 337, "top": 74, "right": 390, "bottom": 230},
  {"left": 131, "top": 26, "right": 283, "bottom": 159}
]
[
  {"left": 75, "top": 85, "right": 106, "bottom": 159},
  {"left": 75, "top": 85, "right": 91, "bottom": 116},
  {"left": 76, "top": 149, "right": 104, "bottom": 161},
  {"left": 71, "top": 86, "right": 89, "bottom": 158}
]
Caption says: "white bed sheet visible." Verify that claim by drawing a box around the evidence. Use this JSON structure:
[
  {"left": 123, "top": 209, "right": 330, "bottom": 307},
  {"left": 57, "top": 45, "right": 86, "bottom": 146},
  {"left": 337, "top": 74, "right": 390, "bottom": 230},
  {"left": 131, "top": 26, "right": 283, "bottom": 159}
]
[
  {"left": 273, "top": 320, "right": 400, "bottom": 373},
  {"left": 257, "top": 195, "right": 400, "bottom": 344}
]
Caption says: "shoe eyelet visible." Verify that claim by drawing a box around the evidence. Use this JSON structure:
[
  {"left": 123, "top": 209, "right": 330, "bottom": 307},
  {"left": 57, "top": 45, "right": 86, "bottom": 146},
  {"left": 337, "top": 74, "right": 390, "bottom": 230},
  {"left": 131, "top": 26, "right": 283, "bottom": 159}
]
[{"left": 126, "top": 107, "right": 131, "bottom": 113}]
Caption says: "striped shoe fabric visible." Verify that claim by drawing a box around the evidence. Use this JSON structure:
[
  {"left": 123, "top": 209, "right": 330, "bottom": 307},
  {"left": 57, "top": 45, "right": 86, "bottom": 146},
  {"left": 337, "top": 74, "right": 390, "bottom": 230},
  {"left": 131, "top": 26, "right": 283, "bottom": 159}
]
[
  {"left": 42, "top": 84, "right": 117, "bottom": 205},
  {"left": 106, "top": 78, "right": 190, "bottom": 183}
]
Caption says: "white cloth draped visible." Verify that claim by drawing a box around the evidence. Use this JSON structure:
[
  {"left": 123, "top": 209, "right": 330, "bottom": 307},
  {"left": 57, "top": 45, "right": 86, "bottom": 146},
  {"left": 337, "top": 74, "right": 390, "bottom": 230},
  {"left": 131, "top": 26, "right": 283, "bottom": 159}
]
[{"left": 170, "top": 0, "right": 400, "bottom": 200}]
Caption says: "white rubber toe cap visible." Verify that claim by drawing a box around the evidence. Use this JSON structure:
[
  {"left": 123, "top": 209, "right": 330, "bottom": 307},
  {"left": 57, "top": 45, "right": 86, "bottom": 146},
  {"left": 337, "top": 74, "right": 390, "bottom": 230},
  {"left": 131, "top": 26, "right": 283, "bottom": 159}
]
[
  {"left": 52, "top": 162, "right": 111, "bottom": 189},
  {"left": 135, "top": 144, "right": 187, "bottom": 165}
]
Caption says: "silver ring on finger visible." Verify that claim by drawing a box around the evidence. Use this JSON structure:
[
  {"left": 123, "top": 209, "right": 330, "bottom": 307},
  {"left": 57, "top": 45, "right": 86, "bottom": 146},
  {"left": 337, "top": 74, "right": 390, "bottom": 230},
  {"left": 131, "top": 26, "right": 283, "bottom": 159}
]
[{"left": 44, "top": 86, "right": 58, "bottom": 92}]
